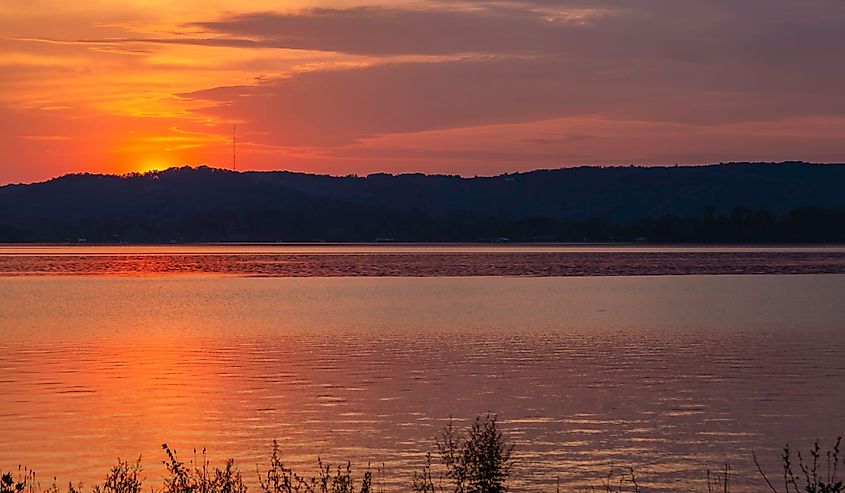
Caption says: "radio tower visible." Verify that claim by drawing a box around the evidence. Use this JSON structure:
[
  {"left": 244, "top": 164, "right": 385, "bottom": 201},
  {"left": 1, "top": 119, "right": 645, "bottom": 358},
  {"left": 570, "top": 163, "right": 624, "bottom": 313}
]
[{"left": 232, "top": 124, "right": 237, "bottom": 171}]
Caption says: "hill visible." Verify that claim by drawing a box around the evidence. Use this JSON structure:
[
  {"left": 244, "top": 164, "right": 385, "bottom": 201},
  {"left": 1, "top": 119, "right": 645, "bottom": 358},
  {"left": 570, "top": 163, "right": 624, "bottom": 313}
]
[{"left": 1, "top": 162, "right": 844, "bottom": 243}]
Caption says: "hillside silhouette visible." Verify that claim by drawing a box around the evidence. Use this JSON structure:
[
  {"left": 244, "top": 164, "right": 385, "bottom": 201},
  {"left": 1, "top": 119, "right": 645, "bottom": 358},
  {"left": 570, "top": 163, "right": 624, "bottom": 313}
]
[{"left": 1, "top": 162, "right": 844, "bottom": 243}]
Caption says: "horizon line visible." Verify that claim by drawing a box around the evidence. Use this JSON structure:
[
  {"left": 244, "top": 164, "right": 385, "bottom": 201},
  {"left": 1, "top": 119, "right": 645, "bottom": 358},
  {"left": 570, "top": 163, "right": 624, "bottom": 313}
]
[{"left": 3, "top": 160, "right": 843, "bottom": 188}]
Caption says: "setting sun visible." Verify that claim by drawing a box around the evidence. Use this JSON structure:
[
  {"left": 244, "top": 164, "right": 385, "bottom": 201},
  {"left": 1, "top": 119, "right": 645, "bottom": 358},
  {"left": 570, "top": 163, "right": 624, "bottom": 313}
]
[{"left": 137, "top": 159, "right": 171, "bottom": 174}]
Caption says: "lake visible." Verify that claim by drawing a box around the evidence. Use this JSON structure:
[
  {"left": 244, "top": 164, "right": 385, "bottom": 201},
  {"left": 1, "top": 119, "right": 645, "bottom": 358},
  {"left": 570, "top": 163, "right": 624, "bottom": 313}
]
[{"left": 1, "top": 245, "right": 844, "bottom": 492}]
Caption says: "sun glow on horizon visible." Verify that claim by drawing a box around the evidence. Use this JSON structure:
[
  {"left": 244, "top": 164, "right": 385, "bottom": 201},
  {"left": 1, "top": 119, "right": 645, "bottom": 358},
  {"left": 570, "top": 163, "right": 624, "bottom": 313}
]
[
  {"left": 138, "top": 159, "right": 172, "bottom": 174},
  {"left": 1, "top": 0, "right": 844, "bottom": 185}
]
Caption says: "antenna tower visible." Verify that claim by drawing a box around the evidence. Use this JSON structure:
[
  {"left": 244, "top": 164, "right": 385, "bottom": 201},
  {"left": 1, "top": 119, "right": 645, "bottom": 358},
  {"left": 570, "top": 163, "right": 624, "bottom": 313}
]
[{"left": 232, "top": 124, "right": 237, "bottom": 171}]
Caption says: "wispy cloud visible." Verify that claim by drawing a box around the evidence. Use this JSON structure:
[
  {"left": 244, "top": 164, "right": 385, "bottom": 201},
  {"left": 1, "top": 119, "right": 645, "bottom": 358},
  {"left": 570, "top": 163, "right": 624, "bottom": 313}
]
[{"left": 20, "top": 135, "right": 71, "bottom": 141}]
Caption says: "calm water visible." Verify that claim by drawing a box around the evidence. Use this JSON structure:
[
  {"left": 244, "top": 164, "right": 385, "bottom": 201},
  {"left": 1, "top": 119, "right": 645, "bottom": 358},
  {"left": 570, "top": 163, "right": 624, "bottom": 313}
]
[
  {"left": 1, "top": 245, "right": 844, "bottom": 492},
  {"left": 2, "top": 244, "right": 845, "bottom": 276}
]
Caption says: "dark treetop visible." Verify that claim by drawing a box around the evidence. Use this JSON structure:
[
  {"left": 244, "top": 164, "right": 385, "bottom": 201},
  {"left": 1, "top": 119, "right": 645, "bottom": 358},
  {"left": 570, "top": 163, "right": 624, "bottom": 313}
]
[{"left": 1, "top": 162, "right": 844, "bottom": 243}]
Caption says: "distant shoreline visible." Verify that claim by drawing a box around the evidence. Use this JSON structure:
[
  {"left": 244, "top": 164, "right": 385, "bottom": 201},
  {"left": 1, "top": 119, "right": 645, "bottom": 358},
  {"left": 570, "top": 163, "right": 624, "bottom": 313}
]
[
  {"left": 2, "top": 163, "right": 844, "bottom": 243},
  {"left": 2, "top": 241, "right": 845, "bottom": 247},
  {"left": 2, "top": 245, "right": 844, "bottom": 277}
]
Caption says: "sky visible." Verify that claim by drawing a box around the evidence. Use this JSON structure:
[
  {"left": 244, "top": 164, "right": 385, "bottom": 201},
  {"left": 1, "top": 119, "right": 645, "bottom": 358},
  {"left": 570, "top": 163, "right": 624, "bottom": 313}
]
[{"left": 1, "top": 0, "right": 844, "bottom": 184}]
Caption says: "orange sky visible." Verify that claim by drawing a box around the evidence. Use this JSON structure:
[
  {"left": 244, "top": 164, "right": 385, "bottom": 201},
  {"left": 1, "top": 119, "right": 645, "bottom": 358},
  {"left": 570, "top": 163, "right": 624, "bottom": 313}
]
[{"left": 1, "top": 0, "right": 844, "bottom": 184}]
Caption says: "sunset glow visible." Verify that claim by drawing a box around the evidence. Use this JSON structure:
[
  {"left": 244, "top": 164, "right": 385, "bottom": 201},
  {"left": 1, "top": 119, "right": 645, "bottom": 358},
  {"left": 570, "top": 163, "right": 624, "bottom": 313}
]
[
  {"left": 2, "top": 3, "right": 845, "bottom": 488},
  {"left": 1, "top": 0, "right": 844, "bottom": 184},
  {"left": 138, "top": 159, "right": 171, "bottom": 174}
]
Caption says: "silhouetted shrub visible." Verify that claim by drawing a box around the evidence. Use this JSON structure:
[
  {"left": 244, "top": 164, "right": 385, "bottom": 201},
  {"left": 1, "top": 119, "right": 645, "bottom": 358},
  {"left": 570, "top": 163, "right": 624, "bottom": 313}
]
[
  {"left": 257, "top": 440, "right": 372, "bottom": 493},
  {"left": 5, "top": 422, "right": 845, "bottom": 493},
  {"left": 412, "top": 414, "right": 513, "bottom": 493},
  {"left": 594, "top": 467, "right": 642, "bottom": 493},
  {"left": 161, "top": 445, "right": 246, "bottom": 493},
  {"left": 92, "top": 458, "right": 142, "bottom": 493},
  {"left": 1, "top": 468, "right": 35, "bottom": 493},
  {"left": 755, "top": 438, "right": 843, "bottom": 493}
]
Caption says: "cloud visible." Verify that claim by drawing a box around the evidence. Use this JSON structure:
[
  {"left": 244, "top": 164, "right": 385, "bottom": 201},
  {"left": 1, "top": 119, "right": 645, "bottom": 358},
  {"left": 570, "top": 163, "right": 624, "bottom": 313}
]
[
  {"left": 10, "top": 36, "right": 267, "bottom": 50},
  {"left": 20, "top": 135, "right": 72, "bottom": 141},
  {"left": 182, "top": 49, "right": 845, "bottom": 149},
  {"left": 328, "top": 115, "right": 845, "bottom": 175},
  {"left": 190, "top": 6, "right": 594, "bottom": 56},
  {"left": 172, "top": 0, "right": 845, "bottom": 158},
  {"left": 188, "top": 1, "right": 845, "bottom": 64}
]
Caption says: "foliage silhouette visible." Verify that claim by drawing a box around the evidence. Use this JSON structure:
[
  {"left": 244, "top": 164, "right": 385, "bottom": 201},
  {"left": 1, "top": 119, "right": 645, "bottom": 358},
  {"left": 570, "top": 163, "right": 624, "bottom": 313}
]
[
  {"left": 257, "top": 440, "right": 372, "bottom": 493},
  {"left": 161, "top": 444, "right": 246, "bottom": 493},
  {"left": 754, "top": 438, "right": 844, "bottom": 493},
  {"left": 1, "top": 467, "right": 35, "bottom": 493},
  {"left": 3, "top": 420, "right": 844, "bottom": 492},
  {"left": 411, "top": 414, "right": 513, "bottom": 493},
  {"left": 2, "top": 162, "right": 845, "bottom": 243},
  {"left": 92, "top": 458, "right": 142, "bottom": 493}
]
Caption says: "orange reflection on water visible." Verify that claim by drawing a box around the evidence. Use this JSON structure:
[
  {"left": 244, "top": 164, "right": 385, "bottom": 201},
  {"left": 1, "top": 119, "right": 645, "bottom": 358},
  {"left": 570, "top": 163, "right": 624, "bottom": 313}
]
[
  {"left": 2, "top": 330, "right": 239, "bottom": 481},
  {"left": 2, "top": 274, "right": 845, "bottom": 492}
]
